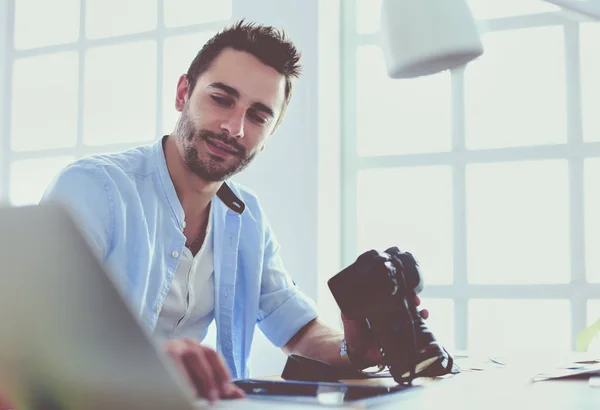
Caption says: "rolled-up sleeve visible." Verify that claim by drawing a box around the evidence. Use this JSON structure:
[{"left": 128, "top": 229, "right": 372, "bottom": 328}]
[{"left": 256, "top": 220, "right": 318, "bottom": 347}]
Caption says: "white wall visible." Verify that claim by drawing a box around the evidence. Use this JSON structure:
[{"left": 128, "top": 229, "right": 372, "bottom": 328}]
[
  {"left": 227, "top": 0, "right": 337, "bottom": 376},
  {"left": 229, "top": 0, "right": 324, "bottom": 378},
  {"left": 232, "top": 0, "right": 320, "bottom": 307},
  {"left": 0, "top": 0, "right": 8, "bottom": 202}
]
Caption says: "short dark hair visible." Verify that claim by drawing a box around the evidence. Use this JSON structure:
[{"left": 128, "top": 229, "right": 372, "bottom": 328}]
[{"left": 186, "top": 20, "right": 302, "bottom": 109}]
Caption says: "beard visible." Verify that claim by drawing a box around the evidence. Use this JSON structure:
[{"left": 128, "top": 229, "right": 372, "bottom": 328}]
[{"left": 175, "top": 105, "right": 257, "bottom": 182}]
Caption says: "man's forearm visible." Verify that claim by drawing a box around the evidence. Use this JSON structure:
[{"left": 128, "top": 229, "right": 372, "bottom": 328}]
[{"left": 282, "top": 319, "right": 352, "bottom": 367}]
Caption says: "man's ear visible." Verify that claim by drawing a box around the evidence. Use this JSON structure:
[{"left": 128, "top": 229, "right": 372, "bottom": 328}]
[{"left": 175, "top": 74, "right": 189, "bottom": 112}]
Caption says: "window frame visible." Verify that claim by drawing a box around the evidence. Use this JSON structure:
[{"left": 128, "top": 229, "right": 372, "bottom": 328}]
[
  {"left": 340, "top": 0, "right": 600, "bottom": 351},
  {"left": 0, "top": 0, "right": 231, "bottom": 205}
]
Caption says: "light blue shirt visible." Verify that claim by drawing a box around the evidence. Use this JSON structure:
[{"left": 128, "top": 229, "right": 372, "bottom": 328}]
[{"left": 40, "top": 136, "right": 319, "bottom": 379}]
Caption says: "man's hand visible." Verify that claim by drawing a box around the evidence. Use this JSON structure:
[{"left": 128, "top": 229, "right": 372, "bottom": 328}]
[
  {"left": 341, "top": 295, "right": 429, "bottom": 369},
  {"left": 163, "top": 339, "right": 245, "bottom": 403}
]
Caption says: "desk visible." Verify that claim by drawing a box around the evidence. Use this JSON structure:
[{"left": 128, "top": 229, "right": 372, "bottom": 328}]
[{"left": 210, "top": 354, "right": 600, "bottom": 409}]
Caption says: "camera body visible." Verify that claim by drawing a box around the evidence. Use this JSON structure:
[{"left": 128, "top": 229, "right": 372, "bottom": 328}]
[{"left": 327, "top": 246, "right": 455, "bottom": 384}]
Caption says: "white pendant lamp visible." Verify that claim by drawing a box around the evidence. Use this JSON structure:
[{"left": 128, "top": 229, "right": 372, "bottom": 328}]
[
  {"left": 379, "top": 0, "right": 484, "bottom": 79},
  {"left": 543, "top": 0, "right": 600, "bottom": 20}
]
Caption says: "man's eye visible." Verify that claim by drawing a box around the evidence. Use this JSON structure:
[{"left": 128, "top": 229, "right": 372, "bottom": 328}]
[
  {"left": 211, "top": 95, "right": 232, "bottom": 107},
  {"left": 248, "top": 111, "right": 267, "bottom": 125}
]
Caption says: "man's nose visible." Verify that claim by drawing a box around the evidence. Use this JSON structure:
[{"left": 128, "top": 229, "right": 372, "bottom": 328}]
[{"left": 220, "top": 109, "right": 245, "bottom": 138}]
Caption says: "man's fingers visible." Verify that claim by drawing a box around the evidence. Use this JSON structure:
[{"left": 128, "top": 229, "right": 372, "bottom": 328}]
[
  {"left": 227, "top": 384, "right": 246, "bottom": 399},
  {"left": 164, "top": 340, "right": 246, "bottom": 402},
  {"left": 415, "top": 295, "right": 429, "bottom": 320},
  {"left": 182, "top": 348, "right": 219, "bottom": 402},
  {"left": 201, "top": 347, "right": 234, "bottom": 398},
  {"left": 413, "top": 295, "right": 430, "bottom": 320},
  {"left": 220, "top": 382, "right": 246, "bottom": 399},
  {"left": 166, "top": 348, "right": 200, "bottom": 396}
]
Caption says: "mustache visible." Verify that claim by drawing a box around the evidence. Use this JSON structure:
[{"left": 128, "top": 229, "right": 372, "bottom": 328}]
[{"left": 197, "top": 130, "right": 245, "bottom": 155}]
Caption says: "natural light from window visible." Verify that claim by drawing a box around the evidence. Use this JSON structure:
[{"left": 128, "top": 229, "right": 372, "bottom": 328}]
[
  {"left": 346, "top": 0, "right": 600, "bottom": 352},
  {"left": 4, "top": 0, "right": 232, "bottom": 208}
]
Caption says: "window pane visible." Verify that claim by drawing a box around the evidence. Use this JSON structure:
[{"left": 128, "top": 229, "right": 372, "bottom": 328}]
[
  {"left": 14, "top": 0, "right": 80, "bottom": 49},
  {"left": 11, "top": 53, "right": 78, "bottom": 152},
  {"left": 464, "top": 27, "right": 566, "bottom": 149},
  {"left": 357, "top": 166, "right": 453, "bottom": 285},
  {"left": 466, "top": 160, "right": 570, "bottom": 284},
  {"left": 420, "top": 298, "right": 454, "bottom": 351},
  {"left": 10, "top": 157, "right": 75, "bottom": 206},
  {"left": 466, "top": 0, "right": 559, "bottom": 20},
  {"left": 163, "top": 31, "right": 216, "bottom": 132},
  {"left": 469, "top": 299, "right": 570, "bottom": 352},
  {"left": 585, "top": 158, "right": 600, "bottom": 283},
  {"left": 356, "top": 0, "right": 382, "bottom": 34},
  {"left": 86, "top": 0, "right": 157, "bottom": 39},
  {"left": 163, "top": 0, "right": 232, "bottom": 28},
  {"left": 356, "top": 46, "right": 451, "bottom": 156},
  {"left": 589, "top": 300, "right": 600, "bottom": 326},
  {"left": 84, "top": 41, "right": 157, "bottom": 145},
  {"left": 580, "top": 22, "right": 600, "bottom": 143}
]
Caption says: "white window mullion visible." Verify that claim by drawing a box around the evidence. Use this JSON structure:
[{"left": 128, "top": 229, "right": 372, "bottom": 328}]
[
  {"left": 340, "top": 0, "right": 359, "bottom": 267},
  {"left": 1, "top": 0, "right": 15, "bottom": 203},
  {"left": 565, "top": 22, "right": 584, "bottom": 145},
  {"left": 451, "top": 67, "right": 469, "bottom": 351},
  {"left": 480, "top": 12, "right": 572, "bottom": 32},
  {"left": 75, "top": 0, "right": 87, "bottom": 159},
  {"left": 424, "top": 283, "right": 600, "bottom": 300},
  {"left": 357, "top": 143, "right": 600, "bottom": 169},
  {"left": 155, "top": 0, "right": 165, "bottom": 140},
  {"left": 10, "top": 19, "right": 228, "bottom": 61},
  {"left": 564, "top": 21, "right": 587, "bottom": 350},
  {"left": 12, "top": 43, "right": 78, "bottom": 59},
  {"left": 571, "top": 157, "right": 588, "bottom": 350}
]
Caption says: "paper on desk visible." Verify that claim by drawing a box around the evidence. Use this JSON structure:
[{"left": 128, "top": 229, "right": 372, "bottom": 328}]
[
  {"left": 452, "top": 353, "right": 506, "bottom": 372},
  {"left": 531, "top": 361, "right": 600, "bottom": 382}
]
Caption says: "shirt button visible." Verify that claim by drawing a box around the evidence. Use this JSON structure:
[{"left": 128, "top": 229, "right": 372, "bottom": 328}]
[
  {"left": 156, "top": 306, "right": 161, "bottom": 313},
  {"left": 182, "top": 221, "right": 186, "bottom": 229},
  {"left": 172, "top": 250, "right": 179, "bottom": 258}
]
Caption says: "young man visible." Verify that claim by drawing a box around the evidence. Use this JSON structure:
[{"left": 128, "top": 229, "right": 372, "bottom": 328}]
[{"left": 32, "top": 20, "right": 427, "bottom": 404}]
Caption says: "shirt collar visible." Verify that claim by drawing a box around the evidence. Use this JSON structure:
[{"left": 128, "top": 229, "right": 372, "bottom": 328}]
[{"left": 152, "top": 136, "right": 246, "bottom": 219}]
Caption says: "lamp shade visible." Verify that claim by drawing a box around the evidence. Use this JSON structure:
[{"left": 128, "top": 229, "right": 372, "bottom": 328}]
[
  {"left": 379, "top": 0, "right": 484, "bottom": 79},
  {"left": 543, "top": 0, "right": 600, "bottom": 20}
]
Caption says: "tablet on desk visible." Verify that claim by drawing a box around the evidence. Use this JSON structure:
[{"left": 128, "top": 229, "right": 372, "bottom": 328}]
[{"left": 233, "top": 379, "right": 414, "bottom": 407}]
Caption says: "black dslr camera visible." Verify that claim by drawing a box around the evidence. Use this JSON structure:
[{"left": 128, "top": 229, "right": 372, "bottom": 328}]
[{"left": 328, "top": 246, "right": 457, "bottom": 384}]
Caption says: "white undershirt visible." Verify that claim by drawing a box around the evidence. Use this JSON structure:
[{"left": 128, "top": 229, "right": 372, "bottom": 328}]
[{"left": 154, "top": 206, "right": 215, "bottom": 342}]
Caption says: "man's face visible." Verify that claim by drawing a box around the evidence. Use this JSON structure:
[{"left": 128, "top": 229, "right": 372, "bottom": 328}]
[{"left": 174, "top": 48, "right": 287, "bottom": 182}]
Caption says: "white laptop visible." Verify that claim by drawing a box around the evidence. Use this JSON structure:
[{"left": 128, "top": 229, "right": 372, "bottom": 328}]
[{"left": 0, "top": 203, "right": 207, "bottom": 410}]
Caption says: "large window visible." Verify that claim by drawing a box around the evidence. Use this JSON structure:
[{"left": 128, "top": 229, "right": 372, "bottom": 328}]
[
  {"left": 341, "top": 0, "right": 600, "bottom": 352},
  {"left": 1, "top": 0, "right": 231, "bottom": 206}
]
